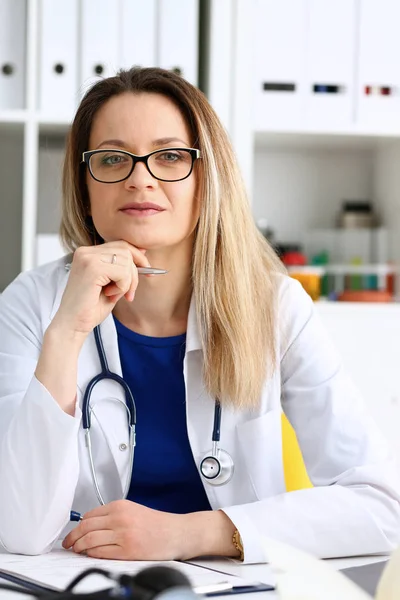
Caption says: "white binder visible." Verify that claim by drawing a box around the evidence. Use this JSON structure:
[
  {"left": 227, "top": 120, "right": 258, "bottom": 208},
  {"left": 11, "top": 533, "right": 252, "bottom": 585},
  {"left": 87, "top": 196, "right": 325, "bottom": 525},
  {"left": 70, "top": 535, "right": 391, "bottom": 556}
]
[
  {"left": 157, "top": 0, "right": 199, "bottom": 85},
  {"left": 254, "top": 0, "right": 308, "bottom": 130},
  {"left": 305, "top": 0, "right": 357, "bottom": 127},
  {"left": 0, "top": 0, "right": 26, "bottom": 110},
  {"left": 80, "top": 0, "right": 121, "bottom": 97},
  {"left": 38, "top": 0, "right": 79, "bottom": 116},
  {"left": 121, "top": 0, "right": 157, "bottom": 70},
  {"left": 206, "top": 0, "right": 234, "bottom": 132},
  {"left": 357, "top": 0, "right": 400, "bottom": 127}
]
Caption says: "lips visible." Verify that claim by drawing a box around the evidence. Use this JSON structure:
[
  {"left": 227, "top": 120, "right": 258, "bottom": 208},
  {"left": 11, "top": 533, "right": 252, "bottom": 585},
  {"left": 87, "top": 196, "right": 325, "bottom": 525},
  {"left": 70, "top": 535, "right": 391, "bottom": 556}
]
[{"left": 120, "top": 202, "right": 164, "bottom": 211}]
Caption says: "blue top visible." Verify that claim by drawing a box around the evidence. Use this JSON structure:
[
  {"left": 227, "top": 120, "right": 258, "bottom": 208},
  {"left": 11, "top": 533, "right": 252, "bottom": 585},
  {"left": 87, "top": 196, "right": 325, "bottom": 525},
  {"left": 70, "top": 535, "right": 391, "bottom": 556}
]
[{"left": 114, "top": 317, "right": 212, "bottom": 514}]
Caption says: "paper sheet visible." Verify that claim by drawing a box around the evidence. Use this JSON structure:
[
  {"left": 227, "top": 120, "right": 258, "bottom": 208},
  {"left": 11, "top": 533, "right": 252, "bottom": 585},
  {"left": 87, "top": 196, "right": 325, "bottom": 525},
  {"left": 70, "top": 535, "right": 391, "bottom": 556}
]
[{"left": 0, "top": 548, "right": 256, "bottom": 594}]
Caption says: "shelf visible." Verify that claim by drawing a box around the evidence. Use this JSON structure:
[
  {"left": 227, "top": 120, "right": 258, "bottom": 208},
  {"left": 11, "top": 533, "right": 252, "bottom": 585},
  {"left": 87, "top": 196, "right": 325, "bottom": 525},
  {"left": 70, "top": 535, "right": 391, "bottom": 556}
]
[
  {"left": 254, "top": 126, "right": 400, "bottom": 151},
  {"left": 314, "top": 301, "right": 400, "bottom": 313},
  {"left": 38, "top": 116, "right": 73, "bottom": 134},
  {"left": 0, "top": 110, "right": 27, "bottom": 123},
  {"left": 0, "top": 111, "right": 27, "bottom": 133}
]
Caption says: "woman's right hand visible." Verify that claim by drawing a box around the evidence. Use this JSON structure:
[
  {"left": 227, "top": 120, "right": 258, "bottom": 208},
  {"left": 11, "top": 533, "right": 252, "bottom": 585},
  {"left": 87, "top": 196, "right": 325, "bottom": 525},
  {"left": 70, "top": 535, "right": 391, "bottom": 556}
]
[{"left": 51, "top": 241, "right": 151, "bottom": 336}]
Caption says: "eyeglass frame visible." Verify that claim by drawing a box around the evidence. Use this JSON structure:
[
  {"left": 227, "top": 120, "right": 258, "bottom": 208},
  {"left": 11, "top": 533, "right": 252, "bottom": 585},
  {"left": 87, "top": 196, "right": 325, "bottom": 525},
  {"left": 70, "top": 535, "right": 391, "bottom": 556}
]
[{"left": 81, "top": 147, "right": 202, "bottom": 183}]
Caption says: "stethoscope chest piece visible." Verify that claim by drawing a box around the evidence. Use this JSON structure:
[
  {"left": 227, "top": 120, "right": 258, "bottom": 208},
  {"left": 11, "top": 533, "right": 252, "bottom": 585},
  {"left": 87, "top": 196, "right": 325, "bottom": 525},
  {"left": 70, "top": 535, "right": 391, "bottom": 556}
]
[{"left": 200, "top": 447, "right": 234, "bottom": 486}]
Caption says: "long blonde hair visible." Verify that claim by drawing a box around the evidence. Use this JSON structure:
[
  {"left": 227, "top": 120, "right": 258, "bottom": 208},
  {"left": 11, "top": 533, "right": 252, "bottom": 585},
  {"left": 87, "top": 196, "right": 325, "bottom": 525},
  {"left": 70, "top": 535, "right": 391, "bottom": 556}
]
[{"left": 60, "top": 67, "right": 285, "bottom": 409}]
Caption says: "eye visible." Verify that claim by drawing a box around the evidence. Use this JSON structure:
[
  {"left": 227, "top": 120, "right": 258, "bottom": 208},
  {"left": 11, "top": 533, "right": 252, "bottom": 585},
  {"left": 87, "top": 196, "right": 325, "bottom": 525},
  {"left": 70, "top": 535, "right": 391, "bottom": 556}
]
[
  {"left": 101, "top": 153, "right": 128, "bottom": 166},
  {"left": 157, "top": 151, "right": 182, "bottom": 162}
]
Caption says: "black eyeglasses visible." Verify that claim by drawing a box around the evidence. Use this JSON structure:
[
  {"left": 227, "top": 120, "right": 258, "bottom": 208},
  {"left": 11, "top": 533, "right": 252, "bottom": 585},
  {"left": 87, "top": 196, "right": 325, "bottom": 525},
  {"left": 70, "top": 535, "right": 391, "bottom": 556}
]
[{"left": 82, "top": 147, "right": 201, "bottom": 183}]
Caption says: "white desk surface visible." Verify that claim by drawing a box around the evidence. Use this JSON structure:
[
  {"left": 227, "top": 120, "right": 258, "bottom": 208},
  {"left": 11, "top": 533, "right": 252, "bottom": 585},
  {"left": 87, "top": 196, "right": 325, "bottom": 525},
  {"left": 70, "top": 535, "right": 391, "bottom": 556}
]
[{"left": 0, "top": 548, "right": 389, "bottom": 600}]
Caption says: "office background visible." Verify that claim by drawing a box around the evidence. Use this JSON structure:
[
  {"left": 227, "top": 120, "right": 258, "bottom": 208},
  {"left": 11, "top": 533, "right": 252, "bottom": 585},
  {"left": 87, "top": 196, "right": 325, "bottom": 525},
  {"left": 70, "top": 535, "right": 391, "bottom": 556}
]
[{"left": 1, "top": 0, "right": 400, "bottom": 470}]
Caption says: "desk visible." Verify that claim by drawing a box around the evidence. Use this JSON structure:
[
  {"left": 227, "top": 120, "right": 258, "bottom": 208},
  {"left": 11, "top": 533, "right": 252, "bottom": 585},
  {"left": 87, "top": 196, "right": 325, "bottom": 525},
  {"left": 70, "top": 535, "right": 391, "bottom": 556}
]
[{"left": 0, "top": 548, "right": 389, "bottom": 600}]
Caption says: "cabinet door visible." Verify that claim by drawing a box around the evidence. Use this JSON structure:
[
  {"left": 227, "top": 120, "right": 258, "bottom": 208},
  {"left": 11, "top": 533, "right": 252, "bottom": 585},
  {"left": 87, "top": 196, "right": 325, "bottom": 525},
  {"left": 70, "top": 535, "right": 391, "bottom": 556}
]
[
  {"left": 253, "top": 0, "right": 307, "bottom": 130},
  {"left": 357, "top": 0, "right": 400, "bottom": 127},
  {"left": 305, "top": 0, "right": 357, "bottom": 127},
  {"left": 316, "top": 304, "right": 400, "bottom": 466}
]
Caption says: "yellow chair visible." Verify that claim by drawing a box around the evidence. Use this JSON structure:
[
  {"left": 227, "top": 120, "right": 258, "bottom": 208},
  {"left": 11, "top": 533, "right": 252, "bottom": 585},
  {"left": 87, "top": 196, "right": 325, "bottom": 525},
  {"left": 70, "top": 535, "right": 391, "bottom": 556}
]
[{"left": 281, "top": 413, "right": 313, "bottom": 491}]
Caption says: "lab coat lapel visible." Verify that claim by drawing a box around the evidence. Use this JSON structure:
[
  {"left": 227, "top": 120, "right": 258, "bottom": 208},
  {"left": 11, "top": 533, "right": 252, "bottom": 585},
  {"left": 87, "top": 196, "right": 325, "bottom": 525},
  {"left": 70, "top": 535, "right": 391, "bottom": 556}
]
[
  {"left": 184, "top": 295, "right": 286, "bottom": 508},
  {"left": 75, "top": 315, "right": 130, "bottom": 499}
]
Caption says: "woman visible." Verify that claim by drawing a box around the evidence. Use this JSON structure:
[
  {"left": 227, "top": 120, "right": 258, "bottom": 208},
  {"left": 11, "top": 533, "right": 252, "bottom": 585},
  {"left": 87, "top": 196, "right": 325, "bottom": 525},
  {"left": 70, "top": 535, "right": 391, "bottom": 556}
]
[{"left": 0, "top": 67, "right": 399, "bottom": 562}]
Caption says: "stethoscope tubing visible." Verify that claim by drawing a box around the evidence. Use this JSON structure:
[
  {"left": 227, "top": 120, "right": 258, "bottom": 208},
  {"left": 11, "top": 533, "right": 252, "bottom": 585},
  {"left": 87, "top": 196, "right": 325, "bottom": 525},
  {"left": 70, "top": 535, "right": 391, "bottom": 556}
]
[{"left": 81, "top": 324, "right": 232, "bottom": 507}]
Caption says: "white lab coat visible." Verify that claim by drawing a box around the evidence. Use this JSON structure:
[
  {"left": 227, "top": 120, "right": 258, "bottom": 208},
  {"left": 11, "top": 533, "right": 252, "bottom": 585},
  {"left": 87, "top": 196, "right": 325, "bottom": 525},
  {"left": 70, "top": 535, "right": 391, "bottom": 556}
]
[{"left": 0, "top": 257, "right": 399, "bottom": 562}]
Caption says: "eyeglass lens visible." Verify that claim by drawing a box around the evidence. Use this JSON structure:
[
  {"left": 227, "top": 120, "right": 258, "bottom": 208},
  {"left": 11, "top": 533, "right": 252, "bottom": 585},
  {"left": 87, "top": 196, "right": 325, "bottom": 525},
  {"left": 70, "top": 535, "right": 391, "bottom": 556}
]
[{"left": 89, "top": 149, "right": 193, "bottom": 182}]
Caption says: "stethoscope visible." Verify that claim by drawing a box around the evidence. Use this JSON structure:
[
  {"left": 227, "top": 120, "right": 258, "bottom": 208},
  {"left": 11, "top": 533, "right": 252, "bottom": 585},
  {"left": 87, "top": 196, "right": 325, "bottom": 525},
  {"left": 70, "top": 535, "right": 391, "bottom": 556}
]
[{"left": 83, "top": 324, "right": 234, "bottom": 505}]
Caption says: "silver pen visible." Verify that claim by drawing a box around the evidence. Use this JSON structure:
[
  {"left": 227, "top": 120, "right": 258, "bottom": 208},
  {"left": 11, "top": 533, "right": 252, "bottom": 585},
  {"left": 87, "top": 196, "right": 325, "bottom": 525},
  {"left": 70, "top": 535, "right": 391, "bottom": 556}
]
[
  {"left": 65, "top": 263, "right": 168, "bottom": 275},
  {"left": 137, "top": 267, "right": 168, "bottom": 275}
]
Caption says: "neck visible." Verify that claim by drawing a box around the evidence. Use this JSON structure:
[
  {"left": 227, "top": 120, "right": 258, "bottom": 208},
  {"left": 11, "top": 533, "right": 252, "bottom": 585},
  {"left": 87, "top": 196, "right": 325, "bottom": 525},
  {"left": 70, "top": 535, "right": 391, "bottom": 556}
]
[{"left": 113, "top": 241, "right": 193, "bottom": 337}]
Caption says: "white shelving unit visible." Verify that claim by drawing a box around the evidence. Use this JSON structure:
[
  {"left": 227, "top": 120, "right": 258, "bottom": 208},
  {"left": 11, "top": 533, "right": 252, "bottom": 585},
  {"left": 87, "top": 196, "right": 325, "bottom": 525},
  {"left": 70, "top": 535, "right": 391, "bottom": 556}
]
[
  {"left": 206, "top": 0, "right": 400, "bottom": 269},
  {"left": 204, "top": 0, "right": 400, "bottom": 455},
  {"left": 0, "top": 0, "right": 199, "bottom": 291}
]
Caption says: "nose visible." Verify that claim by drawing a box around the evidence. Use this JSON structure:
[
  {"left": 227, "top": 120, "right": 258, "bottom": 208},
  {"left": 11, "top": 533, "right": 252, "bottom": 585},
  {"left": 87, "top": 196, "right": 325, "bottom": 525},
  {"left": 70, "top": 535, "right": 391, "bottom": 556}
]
[{"left": 124, "top": 160, "right": 157, "bottom": 190}]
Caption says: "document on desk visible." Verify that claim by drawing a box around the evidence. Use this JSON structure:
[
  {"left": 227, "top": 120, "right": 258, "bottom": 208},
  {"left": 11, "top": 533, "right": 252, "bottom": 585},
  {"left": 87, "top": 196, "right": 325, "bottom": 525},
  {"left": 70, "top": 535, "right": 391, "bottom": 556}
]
[{"left": 0, "top": 549, "right": 273, "bottom": 595}]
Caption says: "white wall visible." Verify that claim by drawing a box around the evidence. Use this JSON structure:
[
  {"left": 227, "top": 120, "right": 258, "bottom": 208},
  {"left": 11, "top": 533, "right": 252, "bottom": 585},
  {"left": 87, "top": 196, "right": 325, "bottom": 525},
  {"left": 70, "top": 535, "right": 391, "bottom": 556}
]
[{"left": 252, "top": 145, "right": 374, "bottom": 246}]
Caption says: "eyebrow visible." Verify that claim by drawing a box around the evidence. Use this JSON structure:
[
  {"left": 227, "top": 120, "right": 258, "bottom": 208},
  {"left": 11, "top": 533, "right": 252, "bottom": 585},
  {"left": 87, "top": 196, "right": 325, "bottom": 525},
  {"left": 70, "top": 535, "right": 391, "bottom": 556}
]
[{"left": 96, "top": 137, "right": 190, "bottom": 150}]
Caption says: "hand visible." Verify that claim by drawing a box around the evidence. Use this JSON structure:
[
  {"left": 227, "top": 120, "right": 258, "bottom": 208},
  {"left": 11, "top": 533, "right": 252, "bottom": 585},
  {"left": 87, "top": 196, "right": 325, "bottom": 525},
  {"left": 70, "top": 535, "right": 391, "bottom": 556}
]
[
  {"left": 62, "top": 500, "right": 188, "bottom": 560},
  {"left": 62, "top": 500, "right": 239, "bottom": 561},
  {"left": 52, "top": 241, "right": 151, "bottom": 336}
]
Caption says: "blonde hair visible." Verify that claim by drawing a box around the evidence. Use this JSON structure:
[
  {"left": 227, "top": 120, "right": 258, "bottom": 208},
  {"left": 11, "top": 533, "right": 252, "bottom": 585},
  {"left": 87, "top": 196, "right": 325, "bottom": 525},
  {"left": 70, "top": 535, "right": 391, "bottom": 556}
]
[{"left": 60, "top": 67, "right": 285, "bottom": 409}]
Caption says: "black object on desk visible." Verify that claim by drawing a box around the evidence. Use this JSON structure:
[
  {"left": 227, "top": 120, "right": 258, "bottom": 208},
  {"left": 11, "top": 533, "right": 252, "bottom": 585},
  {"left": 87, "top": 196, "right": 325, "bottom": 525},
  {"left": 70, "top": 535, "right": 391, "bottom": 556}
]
[{"left": 340, "top": 560, "right": 388, "bottom": 596}]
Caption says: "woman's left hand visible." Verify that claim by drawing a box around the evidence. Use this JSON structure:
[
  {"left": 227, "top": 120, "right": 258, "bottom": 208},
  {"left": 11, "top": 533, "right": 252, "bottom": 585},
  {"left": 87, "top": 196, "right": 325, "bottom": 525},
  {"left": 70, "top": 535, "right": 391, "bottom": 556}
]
[
  {"left": 62, "top": 500, "right": 238, "bottom": 560},
  {"left": 62, "top": 500, "right": 188, "bottom": 560}
]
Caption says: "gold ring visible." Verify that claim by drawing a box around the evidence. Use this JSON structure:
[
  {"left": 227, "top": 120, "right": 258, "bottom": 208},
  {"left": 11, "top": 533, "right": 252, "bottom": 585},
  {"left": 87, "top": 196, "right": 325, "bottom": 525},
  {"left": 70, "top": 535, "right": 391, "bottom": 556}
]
[{"left": 111, "top": 253, "right": 117, "bottom": 265}]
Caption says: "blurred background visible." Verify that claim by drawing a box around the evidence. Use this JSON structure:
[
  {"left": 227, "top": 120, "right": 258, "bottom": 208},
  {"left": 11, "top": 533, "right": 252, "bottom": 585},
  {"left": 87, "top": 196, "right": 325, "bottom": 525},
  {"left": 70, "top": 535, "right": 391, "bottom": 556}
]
[{"left": 1, "top": 0, "right": 400, "bottom": 460}]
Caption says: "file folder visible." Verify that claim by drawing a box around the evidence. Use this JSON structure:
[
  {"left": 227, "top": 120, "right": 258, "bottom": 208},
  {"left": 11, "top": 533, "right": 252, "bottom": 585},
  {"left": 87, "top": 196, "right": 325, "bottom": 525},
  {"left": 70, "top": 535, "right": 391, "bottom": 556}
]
[
  {"left": 305, "top": 0, "right": 357, "bottom": 126},
  {"left": 38, "top": 0, "right": 79, "bottom": 115},
  {"left": 357, "top": 0, "right": 400, "bottom": 126},
  {"left": 0, "top": 0, "right": 26, "bottom": 109},
  {"left": 254, "top": 0, "right": 308, "bottom": 130},
  {"left": 80, "top": 0, "right": 120, "bottom": 96},
  {"left": 157, "top": 0, "right": 199, "bottom": 85},
  {"left": 121, "top": 0, "right": 157, "bottom": 70}
]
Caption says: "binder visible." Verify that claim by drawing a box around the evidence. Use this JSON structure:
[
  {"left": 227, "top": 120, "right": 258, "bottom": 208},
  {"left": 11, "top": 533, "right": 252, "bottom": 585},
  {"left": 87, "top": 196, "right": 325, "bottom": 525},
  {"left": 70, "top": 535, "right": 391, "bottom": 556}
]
[
  {"left": 305, "top": 0, "right": 357, "bottom": 126},
  {"left": 206, "top": 0, "right": 234, "bottom": 132},
  {"left": 38, "top": 0, "right": 79, "bottom": 115},
  {"left": 254, "top": 0, "right": 308, "bottom": 130},
  {"left": 357, "top": 0, "right": 400, "bottom": 127},
  {"left": 157, "top": 0, "right": 199, "bottom": 85},
  {"left": 0, "top": 0, "right": 26, "bottom": 109},
  {"left": 121, "top": 0, "right": 157, "bottom": 70},
  {"left": 80, "top": 0, "right": 120, "bottom": 96}
]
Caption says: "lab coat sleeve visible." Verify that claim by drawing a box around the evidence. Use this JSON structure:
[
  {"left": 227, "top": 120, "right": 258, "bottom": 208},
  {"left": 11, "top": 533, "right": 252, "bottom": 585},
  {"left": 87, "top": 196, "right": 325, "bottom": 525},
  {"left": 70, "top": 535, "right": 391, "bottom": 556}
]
[
  {"left": 0, "top": 270, "right": 81, "bottom": 555},
  {"left": 223, "top": 278, "right": 400, "bottom": 564}
]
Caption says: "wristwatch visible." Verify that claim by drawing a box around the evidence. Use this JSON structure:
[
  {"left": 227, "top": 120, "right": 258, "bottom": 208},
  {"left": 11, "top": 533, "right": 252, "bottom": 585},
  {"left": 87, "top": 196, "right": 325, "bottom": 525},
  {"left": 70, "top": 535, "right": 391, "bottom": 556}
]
[{"left": 232, "top": 529, "right": 244, "bottom": 561}]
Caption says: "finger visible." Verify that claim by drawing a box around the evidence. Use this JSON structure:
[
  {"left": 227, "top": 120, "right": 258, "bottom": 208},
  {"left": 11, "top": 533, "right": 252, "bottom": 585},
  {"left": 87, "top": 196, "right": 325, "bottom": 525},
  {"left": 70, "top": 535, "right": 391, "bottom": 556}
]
[
  {"left": 100, "top": 241, "right": 151, "bottom": 268},
  {"left": 96, "top": 263, "right": 134, "bottom": 297},
  {"left": 62, "top": 515, "right": 110, "bottom": 549},
  {"left": 82, "top": 503, "right": 111, "bottom": 520},
  {"left": 86, "top": 545, "right": 122, "bottom": 560},
  {"left": 125, "top": 261, "right": 138, "bottom": 302},
  {"left": 103, "top": 283, "right": 124, "bottom": 297},
  {"left": 72, "top": 530, "right": 117, "bottom": 554}
]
